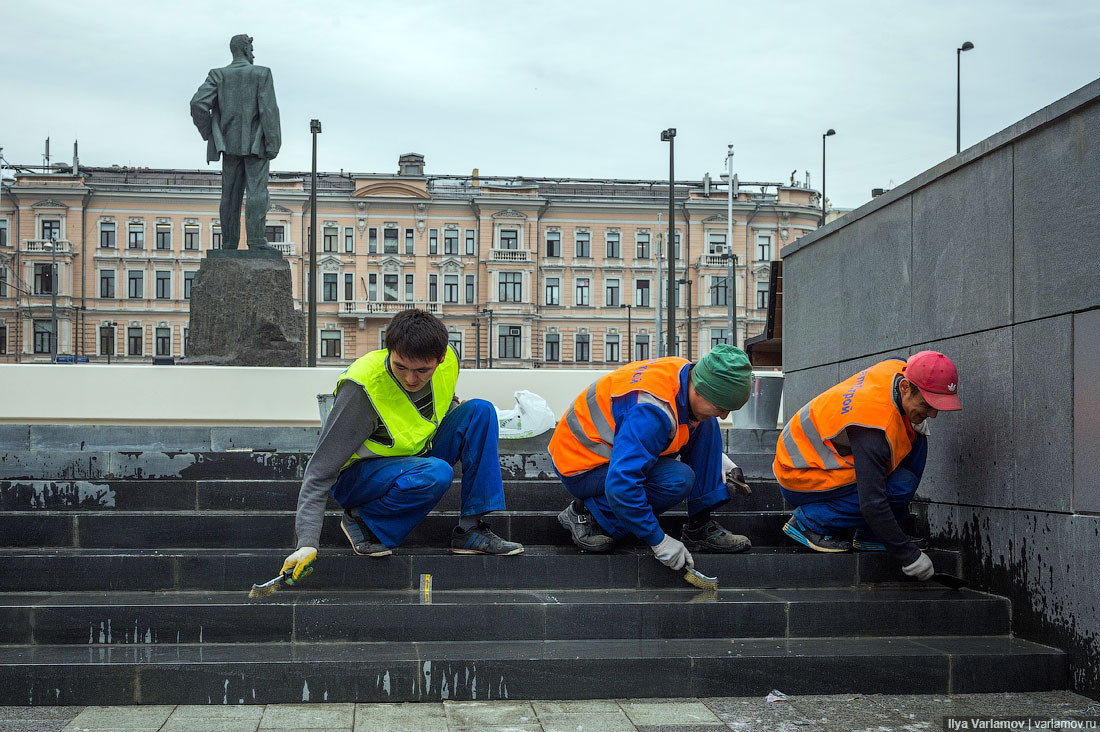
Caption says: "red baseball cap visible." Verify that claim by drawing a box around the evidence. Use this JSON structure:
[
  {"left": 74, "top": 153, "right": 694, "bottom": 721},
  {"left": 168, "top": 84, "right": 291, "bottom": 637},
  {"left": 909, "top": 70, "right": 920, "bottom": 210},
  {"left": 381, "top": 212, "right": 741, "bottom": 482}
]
[{"left": 904, "top": 351, "right": 962, "bottom": 411}]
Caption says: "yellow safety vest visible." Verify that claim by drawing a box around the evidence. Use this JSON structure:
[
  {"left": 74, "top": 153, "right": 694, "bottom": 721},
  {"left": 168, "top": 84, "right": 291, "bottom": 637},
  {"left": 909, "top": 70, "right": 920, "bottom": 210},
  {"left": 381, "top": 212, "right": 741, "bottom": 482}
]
[{"left": 336, "top": 347, "right": 459, "bottom": 467}]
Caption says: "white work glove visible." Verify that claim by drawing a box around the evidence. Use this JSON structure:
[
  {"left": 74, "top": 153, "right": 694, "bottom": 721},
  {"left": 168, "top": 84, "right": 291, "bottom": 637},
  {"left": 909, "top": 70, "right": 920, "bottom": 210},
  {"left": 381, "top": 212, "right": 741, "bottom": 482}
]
[
  {"left": 902, "top": 552, "right": 934, "bottom": 581},
  {"left": 721, "top": 453, "right": 752, "bottom": 497},
  {"left": 280, "top": 546, "right": 317, "bottom": 585},
  {"left": 650, "top": 534, "right": 694, "bottom": 570}
]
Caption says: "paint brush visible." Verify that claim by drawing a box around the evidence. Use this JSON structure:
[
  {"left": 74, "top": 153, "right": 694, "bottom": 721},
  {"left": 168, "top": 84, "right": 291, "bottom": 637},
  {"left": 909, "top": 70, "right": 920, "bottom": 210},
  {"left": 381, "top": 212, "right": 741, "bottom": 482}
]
[{"left": 683, "top": 567, "right": 719, "bottom": 591}]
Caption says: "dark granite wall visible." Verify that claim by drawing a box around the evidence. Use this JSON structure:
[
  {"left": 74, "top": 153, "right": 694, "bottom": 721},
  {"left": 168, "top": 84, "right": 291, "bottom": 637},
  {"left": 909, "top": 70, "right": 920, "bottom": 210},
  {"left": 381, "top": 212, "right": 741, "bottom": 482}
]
[{"left": 779, "top": 78, "right": 1100, "bottom": 699}]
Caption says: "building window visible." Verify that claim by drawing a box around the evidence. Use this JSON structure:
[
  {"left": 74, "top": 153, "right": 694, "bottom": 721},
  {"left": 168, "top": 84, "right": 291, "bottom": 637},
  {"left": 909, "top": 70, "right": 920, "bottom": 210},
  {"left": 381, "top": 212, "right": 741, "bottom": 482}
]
[
  {"left": 428, "top": 274, "right": 438, "bottom": 302},
  {"left": 448, "top": 331, "right": 463, "bottom": 357},
  {"left": 545, "top": 277, "right": 560, "bottom": 306},
  {"left": 212, "top": 226, "right": 221, "bottom": 249},
  {"left": 546, "top": 231, "right": 561, "bottom": 258},
  {"left": 265, "top": 225, "right": 285, "bottom": 243},
  {"left": 344, "top": 227, "right": 354, "bottom": 253},
  {"left": 545, "top": 333, "right": 560, "bottom": 362},
  {"left": 0, "top": 266, "right": 7, "bottom": 298},
  {"left": 708, "top": 232, "right": 726, "bottom": 255},
  {"left": 155, "top": 223, "right": 171, "bottom": 250},
  {"left": 128, "top": 271, "right": 144, "bottom": 299},
  {"left": 155, "top": 327, "right": 171, "bottom": 357},
  {"left": 673, "top": 232, "right": 682, "bottom": 261},
  {"left": 405, "top": 274, "right": 414, "bottom": 302},
  {"left": 575, "top": 277, "right": 590, "bottom": 306},
  {"left": 444, "top": 229, "right": 458, "bottom": 255},
  {"left": 499, "top": 325, "right": 521, "bottom": 359},
  {"left": 100, "top": 222, "right": 116, "bottom": 249},
  {"left": 499, "top": 272, "right": 521, "bottom": 302},
  {"left": 710, "top": 276, "right": 728, "bottom": 306},
  {"left": 404, "top": 228, "right": 415, "bottom": 254},
  {"left": 575, "top": 333, "right": 590, "bottom": 362},
  {"left": 184, "top": 224, "right": 200, "bottom": 250},
  {"left": 33, "top": 320, "right": 54, "bottom": 354},
  {"left": 711, "top": 328, "right": 729, "bottom": 348},
  {"left": 0, "top": 325, "right": 5, "bottom": 355},
  {"left": 368, "top": 227, "right": 378, "bottom": 253},
  {"left": 368, "top": 273, "right": 378, "bottom": 301},
  {"left": 383, "top": 228, "right": 398, "bottom": 253},
  {"left": 500, "top": 229, "right": 518, "bottom": 250},
  {"left": 444, "top": 274, "right": 459, "bottom": 303},
  {"left": 635, "top": 279, "right": 650, "bottom": 307},
  {"left": 606, "top": 232, "right": 621, "bottom": 259},
  {"left": 127, "top": 326, "right": 143, "bottom": 356},
  {"left": 34, "top": 263, "right": 54, "bottom": 295},
  {"left": 384, "top": 274, "right": 399, "bottom": 302},
  {"left": 636, "top": 334, "right": 650, "bottom": 361},
  {"left": 465, "top": 229, "right": 475, "bottom": 256},
  {"left": 99, "top": 326, "right": 114, "bottom": 358},
  {"left": 0, "top": 219, "right": 6, "bottom": 247},
  {"left": 321, "top": 330, "right": 341, "bottom": 358},
  {"left": 605, "top": 333, "right": 620, "bottom": 362},
  {"left": 604, "top": 278, "right": 620, "bottom": 307},
  {"left": 155, "top": 271, "right": 171, "bottom": 299},
  {"left": 41, "top": 219, "right": 61, "bottom": 241},
  {"left": 465, "top": 275, "right": 475, "bottom": 304},
  {"left": 323, "top": 273, "right": 338, "bottom": 302},
  {"left": 429, "top": 228, "right": 438, "bottom": 255},
  {"left": 184, "top": 271, "right": 196, "bottom": 300},
  {"left": 128, "top": 224, "right": 144, "bottom": 249},
  {"left": 323, "top": 226, "right": 338, "bottom": 253},
  {"left": 756, "top": 232, "right": 772, "bottom": 261},
  {"left": 575, "top": 232, "right": 590, "bottom": 258},
  {"left": 756, "top": 280, "right": 770, "bottom": 309},
  {"left": 636, "top": 232, "right": 650, "bottom": 259},
  {"left": 346, "top": 273, "right": 355, "bottom": 301}
]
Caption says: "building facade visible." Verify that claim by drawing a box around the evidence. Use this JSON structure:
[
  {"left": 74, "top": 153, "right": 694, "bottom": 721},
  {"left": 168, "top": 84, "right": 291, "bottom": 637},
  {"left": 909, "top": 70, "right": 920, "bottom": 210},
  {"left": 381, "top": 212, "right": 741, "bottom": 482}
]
[{"left": 0, "top": 155, "right": 821, "bottom": 367}]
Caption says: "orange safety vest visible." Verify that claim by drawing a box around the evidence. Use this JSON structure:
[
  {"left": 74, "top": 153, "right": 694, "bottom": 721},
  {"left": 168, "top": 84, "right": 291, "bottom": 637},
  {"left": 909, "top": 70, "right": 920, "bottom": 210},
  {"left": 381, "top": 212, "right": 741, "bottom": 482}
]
[
  {"left": 773, "top": 360, "right": 916, "bottom": 492},
  {"left": 549, "top": 357, "right": 692, "bottom": 477}
]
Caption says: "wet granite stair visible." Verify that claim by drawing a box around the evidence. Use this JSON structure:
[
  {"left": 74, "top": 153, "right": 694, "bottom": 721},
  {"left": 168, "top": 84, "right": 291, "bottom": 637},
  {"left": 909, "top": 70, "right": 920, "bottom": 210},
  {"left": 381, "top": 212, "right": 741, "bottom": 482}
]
[{"left": 0, "top": 425, "right": 1069, "bottom": 704}]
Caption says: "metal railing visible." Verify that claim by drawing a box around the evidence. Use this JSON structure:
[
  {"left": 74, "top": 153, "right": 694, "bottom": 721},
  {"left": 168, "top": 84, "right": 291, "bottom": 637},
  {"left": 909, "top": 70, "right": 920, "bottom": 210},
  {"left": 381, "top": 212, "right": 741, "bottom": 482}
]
[{"left": 341, "top": 301, "right": 441, "bottom": 314}]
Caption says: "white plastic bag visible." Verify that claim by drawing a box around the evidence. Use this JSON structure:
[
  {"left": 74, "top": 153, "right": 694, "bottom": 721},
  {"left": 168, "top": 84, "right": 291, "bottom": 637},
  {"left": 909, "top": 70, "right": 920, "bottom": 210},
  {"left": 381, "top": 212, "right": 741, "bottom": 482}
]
[{"left": 496, "top": 390, "right": 556, "bottom": 439}]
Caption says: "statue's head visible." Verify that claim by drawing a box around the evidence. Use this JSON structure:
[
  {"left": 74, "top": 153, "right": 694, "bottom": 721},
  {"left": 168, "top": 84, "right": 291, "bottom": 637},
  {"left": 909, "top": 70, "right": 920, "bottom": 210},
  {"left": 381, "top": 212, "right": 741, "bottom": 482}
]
[{"left": 230, "top": 34, "right": 254, "bottom": 63}]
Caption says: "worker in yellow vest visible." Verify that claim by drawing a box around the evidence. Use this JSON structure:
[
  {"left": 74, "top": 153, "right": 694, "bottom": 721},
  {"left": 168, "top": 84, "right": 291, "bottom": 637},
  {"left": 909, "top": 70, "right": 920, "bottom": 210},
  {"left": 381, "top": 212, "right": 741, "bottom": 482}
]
[
  {"left": 773, "top": 351, "right": 962, "bottom": 581},
  {"left": 548, "top": 345, "right": 755, "bottom": 571},
  {"left": 281, "top": 309, "right": 523, "bottom": 583}
]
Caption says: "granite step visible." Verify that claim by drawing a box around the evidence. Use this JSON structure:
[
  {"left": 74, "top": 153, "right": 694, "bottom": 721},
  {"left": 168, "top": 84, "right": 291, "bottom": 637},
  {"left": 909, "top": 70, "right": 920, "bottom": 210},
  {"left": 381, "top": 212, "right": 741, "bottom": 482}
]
[
  {"left": 0, "top": 636, "right": 1067, "bottom": 705},
  {"left": 0, "top": 586, "right": 1011, "bottom": 646}
]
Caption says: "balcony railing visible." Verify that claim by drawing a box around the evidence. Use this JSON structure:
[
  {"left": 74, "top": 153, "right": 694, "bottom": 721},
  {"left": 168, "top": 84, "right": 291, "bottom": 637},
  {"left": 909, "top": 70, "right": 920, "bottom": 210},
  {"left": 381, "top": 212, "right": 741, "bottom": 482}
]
[
  {"left": 490, "top": 248, "right": 530, "bottom": 263},
  {"left": 341, "top": 301, "right": 441, "bottom": 315},
  {"left": 23, "top": 239, "right": 72, "bottom": 253},
  {"left": 270, "top": 242, "right": 294, "bottom": 255},
  {"left": 698, "top": 253, "right": 732, "bottom": 267}
]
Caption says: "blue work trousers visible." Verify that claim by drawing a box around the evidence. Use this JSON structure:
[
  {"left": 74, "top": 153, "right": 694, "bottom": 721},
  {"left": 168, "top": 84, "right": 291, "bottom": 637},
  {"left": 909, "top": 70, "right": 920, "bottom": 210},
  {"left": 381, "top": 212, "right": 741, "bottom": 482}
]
[
  {"left": 330, "top": 399, "right": 506, "bottom": 547},
  {"left": 559, "top": 417, "right": 730, "bottom": 542},
  {"left": 781, "top": 434, "right": 928, "bottom": 536}
]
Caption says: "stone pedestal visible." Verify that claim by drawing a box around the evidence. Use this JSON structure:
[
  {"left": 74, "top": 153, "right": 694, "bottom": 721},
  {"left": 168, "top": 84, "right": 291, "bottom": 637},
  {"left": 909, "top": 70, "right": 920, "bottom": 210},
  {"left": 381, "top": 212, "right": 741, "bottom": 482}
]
[{"left": 185, "top": 250, "right": 305, "bottom": 366}]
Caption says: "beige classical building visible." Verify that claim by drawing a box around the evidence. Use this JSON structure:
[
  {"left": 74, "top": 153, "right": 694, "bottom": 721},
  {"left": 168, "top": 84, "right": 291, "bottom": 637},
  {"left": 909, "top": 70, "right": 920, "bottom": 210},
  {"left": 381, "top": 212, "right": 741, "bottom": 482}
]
[{"left": 0, "top": 154, "right": 821, "bottom": 367}]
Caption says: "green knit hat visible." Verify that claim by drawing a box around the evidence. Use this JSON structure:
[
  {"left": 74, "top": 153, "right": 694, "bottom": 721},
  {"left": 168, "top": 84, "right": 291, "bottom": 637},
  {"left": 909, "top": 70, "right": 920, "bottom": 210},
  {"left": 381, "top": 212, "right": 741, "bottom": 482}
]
[{"left": 690, "top": 344, "right": 752, "bottom": 411}]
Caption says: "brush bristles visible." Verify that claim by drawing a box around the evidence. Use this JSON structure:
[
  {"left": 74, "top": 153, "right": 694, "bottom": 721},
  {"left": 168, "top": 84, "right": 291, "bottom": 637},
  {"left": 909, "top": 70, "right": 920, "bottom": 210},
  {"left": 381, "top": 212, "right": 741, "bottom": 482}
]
[
  {"left": 683, "top": 569, "right": 719, "bottom": 591},
  {"left": 248, "top": 583, "right": 281, "bottom": 599}
]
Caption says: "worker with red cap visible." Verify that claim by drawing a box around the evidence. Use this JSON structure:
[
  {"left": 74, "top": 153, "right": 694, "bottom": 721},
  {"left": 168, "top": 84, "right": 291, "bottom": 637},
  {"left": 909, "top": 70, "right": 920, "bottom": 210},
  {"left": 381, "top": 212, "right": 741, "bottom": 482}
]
[{"left": 772, "top": 351, "right": 962, "bottom": 581}]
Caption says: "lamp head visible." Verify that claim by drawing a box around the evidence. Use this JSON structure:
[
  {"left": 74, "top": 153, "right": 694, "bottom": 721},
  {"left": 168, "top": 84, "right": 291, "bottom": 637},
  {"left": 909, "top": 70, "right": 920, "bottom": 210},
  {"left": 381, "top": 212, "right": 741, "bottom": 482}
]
[
  {"left": 960, "top": 41, "right": 974, "bottom": 52},
  {"left": 310, "top": 119, "right": 322, "bottom": 134},
  {"left": 660, "top": 128, "right": 677, "bottom": 141},
  {"left": 824, "top": 129, "right": 836, "bottom": 137}
]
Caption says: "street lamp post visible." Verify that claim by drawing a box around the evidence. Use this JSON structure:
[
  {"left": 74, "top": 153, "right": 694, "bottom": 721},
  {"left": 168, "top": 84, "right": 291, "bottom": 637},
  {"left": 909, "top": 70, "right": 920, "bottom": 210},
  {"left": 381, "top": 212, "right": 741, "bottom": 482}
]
[
  {"left": 620, "top": 303, "right": 632, "bottom": 362},
  {"left": 821, "top": 129, "right": 836, "bottom": 226},
  {"left": 724, "top": 144, "right": 736, "bottom": 348},
  {"left": 48, "top": 236, "right": 58, "bottom": 362},
  {"left": 308, "top": 119, "right": 322, "bottom": 367},
  {"left": 660, "top": 128, "right": 676, "bottom": 359},
  {"left": 677, "top": 278, "right": 693, "bottom": 361},
  {"left": 472, "top": 319, "right": 481, "bottom": 369},
  {"left": 106, "top": 321, "right": 117, "bottom": 365},
  {"left": 480, "top": 308, "right": 494, "bottom": 368},
  {"left": 957, "top": 41, "right": 975, "bottom": 154}
]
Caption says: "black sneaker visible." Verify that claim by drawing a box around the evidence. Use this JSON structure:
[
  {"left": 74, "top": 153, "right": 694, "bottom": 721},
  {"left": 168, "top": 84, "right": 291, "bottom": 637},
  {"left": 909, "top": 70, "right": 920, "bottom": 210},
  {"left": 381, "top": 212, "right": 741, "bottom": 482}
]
[
  {"left": 852, "top": 530, "right": 930, "bottom": 552},
  {"left": 450, "top": 521, "right": 524, "bottom": 556},
  {"left": 340, "top": 509, "right": 392, "bottom": 557},
  {"left": 782, "top": 516, "right": 852, "bottom": 553},
  {"left": 681, "top": 519, "right": 751, "bottom": 553},
  {"left": 557, "top": 502, "right": 615, "bottom": 553}
]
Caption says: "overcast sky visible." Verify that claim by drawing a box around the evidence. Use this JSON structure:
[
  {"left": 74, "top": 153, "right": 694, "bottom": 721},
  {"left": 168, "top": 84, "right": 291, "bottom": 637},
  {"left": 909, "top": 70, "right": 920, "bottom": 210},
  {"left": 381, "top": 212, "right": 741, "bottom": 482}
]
[{"left": 3, "top": 0, "right": 1098, "bottom": 210}]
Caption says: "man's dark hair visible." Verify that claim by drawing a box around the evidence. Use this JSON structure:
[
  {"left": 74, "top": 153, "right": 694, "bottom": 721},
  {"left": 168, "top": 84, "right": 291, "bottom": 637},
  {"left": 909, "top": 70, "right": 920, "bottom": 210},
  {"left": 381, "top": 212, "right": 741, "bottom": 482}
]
[{"left": 385, "top": 309, "right": 448, "bottom": 362}]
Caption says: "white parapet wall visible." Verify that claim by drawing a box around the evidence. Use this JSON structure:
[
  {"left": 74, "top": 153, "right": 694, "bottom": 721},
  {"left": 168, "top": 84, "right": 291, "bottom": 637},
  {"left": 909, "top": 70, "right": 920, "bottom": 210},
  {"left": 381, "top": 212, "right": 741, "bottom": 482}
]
[{"left": 0, "top": 364, "right": 613, "bottom": 426}]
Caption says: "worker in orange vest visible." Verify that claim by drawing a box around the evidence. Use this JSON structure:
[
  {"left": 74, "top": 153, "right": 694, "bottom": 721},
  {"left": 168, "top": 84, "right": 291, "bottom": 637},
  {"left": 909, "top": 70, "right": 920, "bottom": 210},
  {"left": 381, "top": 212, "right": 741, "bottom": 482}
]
[
  {"left": 773, "top": 351, "right": 962, "bottom": 581},
  {"left": 549, "top": 345, "right": 755, "bottom": 571}
]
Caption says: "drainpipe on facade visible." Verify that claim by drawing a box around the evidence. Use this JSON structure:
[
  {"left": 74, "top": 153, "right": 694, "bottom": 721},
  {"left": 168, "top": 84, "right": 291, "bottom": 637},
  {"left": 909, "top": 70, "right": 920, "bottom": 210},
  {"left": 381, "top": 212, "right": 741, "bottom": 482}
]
[
  {"left": 300, "top": 201, "right": 309, "bottom": 314},
  {"left": 80, "top": 189, "right": 90, "bottom": 359},
  {"left": 534, "top": 199, "right": 550, "bottom": 367},
  {"left": 679, "top": 202, "right": 691, "bottom": 355},
  {"left": 743, "top": 202, "right": 761, "bottom": 347},
  {"left": 7, "top": 185, "right": 21, "bottom": 363},
  {"left": 469, "top": 198, "right": 480, "bottom": 368}
]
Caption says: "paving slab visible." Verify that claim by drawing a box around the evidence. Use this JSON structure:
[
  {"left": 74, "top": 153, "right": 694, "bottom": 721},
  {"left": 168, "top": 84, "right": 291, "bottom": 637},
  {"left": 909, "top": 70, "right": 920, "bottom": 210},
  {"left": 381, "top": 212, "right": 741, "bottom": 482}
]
[
  {"left": 702, "top": 696, "right": 812, "bottom": 731},
  {"left": 61, "top": 705, "right": 174, "bottom": 729},
  {"left": 620, "top": 700, "right": 721, "bottom": 725},
  {"left": 539, "top": 710, "right": 636, "bottom": 732},
  {"left": 166, "top": 706, "right": 264, "bottom": 720},
  {"left": 258, "top": 703, "right": 354, "bottom": 729},
  {"left": 0, "top": 707, "right": 84, "bottom": 721},
  {"left": 788, "top": 693, "right": 906, "bottom": 731},
  {"left": 353, "top": 702, "right": 448, "bottom": 732},
  {"left": 160, "top": 718, "right": 259, "bottom": 732},
  {"left": 532, "top": 700, "right": 624, "bottom": 715},
  {"left": 443, "top": 701, "right": 538, "bottom": 727}
]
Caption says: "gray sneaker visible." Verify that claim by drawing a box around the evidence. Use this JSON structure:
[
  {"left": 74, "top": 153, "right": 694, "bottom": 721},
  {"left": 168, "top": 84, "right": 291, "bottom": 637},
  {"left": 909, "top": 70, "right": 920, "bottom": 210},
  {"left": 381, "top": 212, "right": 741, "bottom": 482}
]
[
  {"left": 340, "top": 509, "right": 392, "bottom": 557},
  {"left": 557, "top": 503, "right": 615, "bottom": 553},
  {"left": 681, "top": 519, "right": 752, "bottom": 553},
  {"left": 450, "top": 521, "right": 524, "bottom": 556}
]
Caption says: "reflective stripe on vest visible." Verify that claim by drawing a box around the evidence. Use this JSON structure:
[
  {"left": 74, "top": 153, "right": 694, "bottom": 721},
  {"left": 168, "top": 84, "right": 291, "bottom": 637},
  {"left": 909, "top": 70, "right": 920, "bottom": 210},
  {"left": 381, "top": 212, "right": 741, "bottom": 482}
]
[
  {"left": 773, "top": 360, "right": 915, "bottom": 492},
  {"left": 336, "top": 347, "right": 459, "bottom": 467},
  {"left": 548, "top": 357, "right": 691, "bottom": 477}
]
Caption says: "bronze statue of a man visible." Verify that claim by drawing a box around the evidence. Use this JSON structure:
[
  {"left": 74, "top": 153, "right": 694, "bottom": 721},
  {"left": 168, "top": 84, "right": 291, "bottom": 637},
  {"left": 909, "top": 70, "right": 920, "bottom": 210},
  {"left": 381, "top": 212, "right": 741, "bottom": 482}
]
[{"left": 190, "top": 34, "right": 281, "bottom": 251}]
